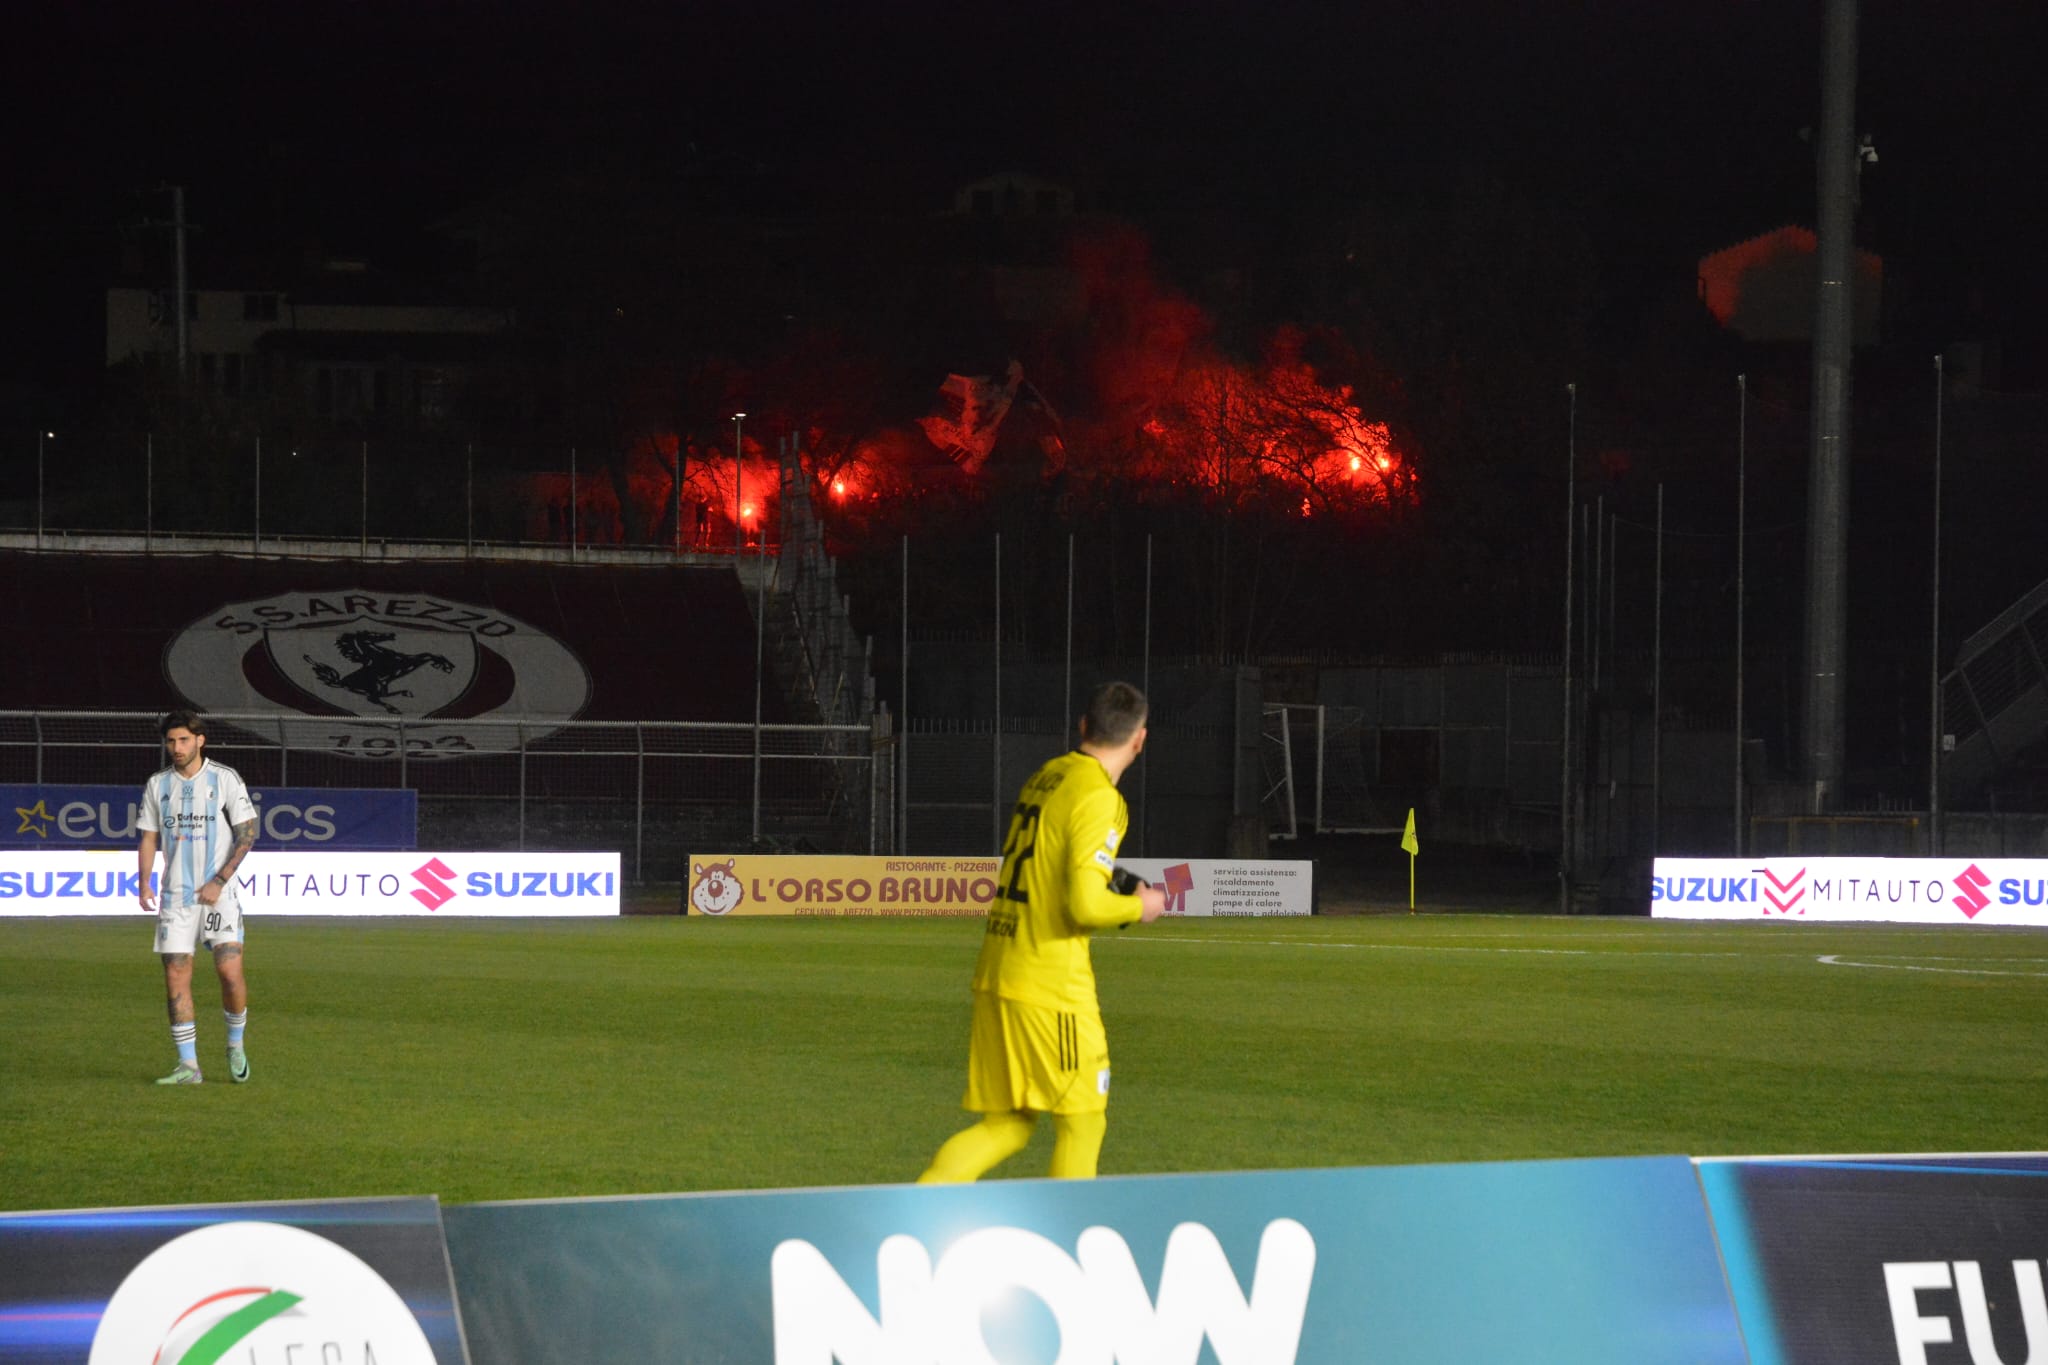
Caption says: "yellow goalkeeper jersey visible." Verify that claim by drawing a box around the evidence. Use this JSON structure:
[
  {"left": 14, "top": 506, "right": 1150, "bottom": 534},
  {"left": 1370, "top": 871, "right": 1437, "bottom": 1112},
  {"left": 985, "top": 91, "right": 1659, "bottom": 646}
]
[{"left": 972, "top": 749, "right": 1144, "bottom": 1013}]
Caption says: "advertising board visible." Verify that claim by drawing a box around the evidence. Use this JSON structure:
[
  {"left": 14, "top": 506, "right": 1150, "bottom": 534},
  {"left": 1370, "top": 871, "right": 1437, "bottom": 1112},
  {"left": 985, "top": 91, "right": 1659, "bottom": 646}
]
[
  {"left": 1652, "top": 856, "right": 2048, "bottom": 925},
  {"left": 683, "top": 855, "right": 1314, "bottom": 918},
  {"left": 2, "top": 783, "right": 417, "bottom": 851},
  {"left": 0, "top": 1196, "right": 468, "bottom": 1365},
  {"left": 0, "top": 850, "right": 619, "bottom": 917},
  {"left": 1697, "top": 1154, "right": 2048, "bottom": 1365},
  {"left": 685, "top": 854, "right": 1000, "bottom": 916},
  {"left": 443, "top": 1156, "right": 1746, "bottom": 1365},
  {"left": 1115, "top": 858, "right": 1314, "bottom": 916}
]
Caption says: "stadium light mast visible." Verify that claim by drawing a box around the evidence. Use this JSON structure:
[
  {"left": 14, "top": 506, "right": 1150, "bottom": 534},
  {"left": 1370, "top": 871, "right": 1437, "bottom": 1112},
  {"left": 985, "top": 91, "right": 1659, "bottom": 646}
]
[{"left": 732, "top": 413, "right": 747, "bottom": 556}]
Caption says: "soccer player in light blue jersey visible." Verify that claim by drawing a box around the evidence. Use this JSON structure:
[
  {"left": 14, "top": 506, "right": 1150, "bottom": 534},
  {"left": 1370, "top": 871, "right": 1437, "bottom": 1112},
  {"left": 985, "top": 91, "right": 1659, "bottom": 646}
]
[{"left": 137, "top": 710, "right": 258, "bottom": 1085}]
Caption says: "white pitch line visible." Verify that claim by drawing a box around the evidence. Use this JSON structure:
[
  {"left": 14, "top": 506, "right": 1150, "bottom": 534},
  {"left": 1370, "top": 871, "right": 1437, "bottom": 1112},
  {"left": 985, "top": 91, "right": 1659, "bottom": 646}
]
[{"left": 1816, "top": 954, "right": 2048, "bottom": 978}]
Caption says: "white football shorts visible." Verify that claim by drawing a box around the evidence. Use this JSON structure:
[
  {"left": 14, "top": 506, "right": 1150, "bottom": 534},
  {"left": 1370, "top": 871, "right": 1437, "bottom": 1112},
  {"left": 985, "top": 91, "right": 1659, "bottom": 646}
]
[{"left": 155, "top": 889, "right": 245, "bottom": 955}]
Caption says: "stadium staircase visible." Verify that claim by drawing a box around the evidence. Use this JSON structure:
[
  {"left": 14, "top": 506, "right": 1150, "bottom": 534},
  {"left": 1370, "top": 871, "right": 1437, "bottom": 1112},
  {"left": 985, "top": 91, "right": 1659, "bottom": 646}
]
[{"left": 1941, "top": 576, "right": 2048, "bottom": 803}]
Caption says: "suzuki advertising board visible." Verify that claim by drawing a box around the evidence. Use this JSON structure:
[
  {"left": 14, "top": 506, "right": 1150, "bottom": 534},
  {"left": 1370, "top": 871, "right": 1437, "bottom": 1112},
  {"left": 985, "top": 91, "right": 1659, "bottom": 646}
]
[
  {"left": 0, "top": 1196, "right": 468, "bottom": 1365},
  {"left": 0, "top": 851, "right": 619, "bottom": 917},
  {"left": 1652, "top": 856, "right": 2048, "bottom": 925},
  {"left": 442, "top": 1156, "right": 1746, "bottom": 1365},
  {"left": 2, "top": 784, "right": 417, "bottom": 851}
]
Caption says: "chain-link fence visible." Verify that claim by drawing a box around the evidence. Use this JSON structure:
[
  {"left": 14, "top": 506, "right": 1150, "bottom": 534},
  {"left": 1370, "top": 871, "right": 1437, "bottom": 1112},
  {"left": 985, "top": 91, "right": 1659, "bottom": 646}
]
[{"left": 0, "top": 711, "right": 890, "bottom": 881}]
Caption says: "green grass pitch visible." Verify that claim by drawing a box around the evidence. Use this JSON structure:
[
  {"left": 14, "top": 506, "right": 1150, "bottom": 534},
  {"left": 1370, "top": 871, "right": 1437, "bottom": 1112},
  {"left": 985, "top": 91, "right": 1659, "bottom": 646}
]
[{"left": 3, "top": 913, "right": 2045, "bottom": 1214}]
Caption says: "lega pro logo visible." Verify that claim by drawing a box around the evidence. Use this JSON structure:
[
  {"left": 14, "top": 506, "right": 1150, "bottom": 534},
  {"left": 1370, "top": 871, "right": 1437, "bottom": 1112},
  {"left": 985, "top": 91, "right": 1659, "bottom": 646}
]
[{"left": 88, "top": 1221, "right": 436, "bottom": 1365}]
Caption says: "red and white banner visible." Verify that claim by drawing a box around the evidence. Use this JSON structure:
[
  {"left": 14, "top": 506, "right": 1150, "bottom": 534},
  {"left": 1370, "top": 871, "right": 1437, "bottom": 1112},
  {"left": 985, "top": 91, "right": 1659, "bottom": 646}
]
[{"left": 1651, "top": 856, "right": 2048, "bottom": 926}]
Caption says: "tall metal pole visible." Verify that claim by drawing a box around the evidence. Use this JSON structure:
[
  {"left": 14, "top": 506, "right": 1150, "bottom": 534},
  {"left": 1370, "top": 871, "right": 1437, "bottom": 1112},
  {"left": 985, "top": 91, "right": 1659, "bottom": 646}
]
[
  {"left": 993, "top": 532, "right": 1002, "bottom": 852},
  {"left": 1560, "top": 384, "right": 1577, "bottom": 913},
  {"left": 360, "top": 441, "right": 368, "bottom": 556},
  {"left": 1065, "top": 532, "right": 1074, "bottom": 728},
  {"left": 36, "top": 431, "right": 45, "bottom": 550},
  {"left": 1592, "top": 496, "right": 1605, "bottom": 691},
  {"left": 172, "top": 186, "right": 188, "bottom": 382},
  {"left": 145, "top": 433, "right": 153, "bottom": 551},
  {"left": 1653, "top": 483, "right": 1665, "bottom": 854},
  {"left": 1803, "top": 0, "right": 1860, "bottom": 811},
  {"left": 732, "top": 413, "right": 747, "bottom": 556},
  {"left": 1735, "top": 374, "right": 1749, "bottom": 854},
  {"left": 569, "top": 446, "right": 577, "bottom": 557},
  {"left": 1929, "top": 353, "right": 1945, "bottom": 852},
  {"left": 909, "top": 536, "right": 917, "bottom": 847},
  {"left": 752, "top": 527, "right": 767, "bottom": 844},
  {"left": 673, "top": 439, "right": 681, "bottom": 556},
  {"left": 466, "top": 443, "right": 474, "bottom": 553},
  {"left": 253, "top": 437, "right": 262, "bottom": 551},
  {"left": 1141, "top": 532, "right": 1153, "bottom": 856}
]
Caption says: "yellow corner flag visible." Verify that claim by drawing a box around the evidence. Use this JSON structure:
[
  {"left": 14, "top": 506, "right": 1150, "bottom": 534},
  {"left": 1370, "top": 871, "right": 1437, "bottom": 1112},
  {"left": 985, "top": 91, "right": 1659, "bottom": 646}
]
[{"left": 1401, "top": 808, "right": 1419, "bottom": 913}]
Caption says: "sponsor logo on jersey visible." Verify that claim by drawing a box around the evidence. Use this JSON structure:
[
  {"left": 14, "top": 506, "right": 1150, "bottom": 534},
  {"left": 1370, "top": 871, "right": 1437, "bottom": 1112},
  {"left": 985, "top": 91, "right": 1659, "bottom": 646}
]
[{"left": 165, "top": 590, "right": 590, "bottom": 759}]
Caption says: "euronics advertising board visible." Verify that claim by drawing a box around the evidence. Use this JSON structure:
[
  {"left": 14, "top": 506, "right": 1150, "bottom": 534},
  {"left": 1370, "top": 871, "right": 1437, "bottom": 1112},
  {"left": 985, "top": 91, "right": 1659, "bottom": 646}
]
[
  {"left": 443, "top": 1156, "right": 1746, "bottom": 1365},
  {"left": 1653, "top": 856, "right": 2048, "bottom": 925},
  {"left": 0, "top": 851, "right": 619, "bottom": 916},
  {"left": 0, "top": 1196, "right": 468, "bottom": 1365},
  {"left": 1697, "top": 1154, "right": 2048, "bottom": 1365},
  {"left": 2, "top": 783, "right": 417, "bottom": 851},
  {"left": 684, "top": 854, "right": 1315, "bottom": 917}
]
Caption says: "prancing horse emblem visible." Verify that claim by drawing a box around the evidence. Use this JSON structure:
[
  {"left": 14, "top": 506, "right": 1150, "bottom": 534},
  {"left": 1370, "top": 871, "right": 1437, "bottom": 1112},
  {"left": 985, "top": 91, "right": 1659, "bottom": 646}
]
[{"left": 305, "top": 630, "right": 457, "bottom": 713}]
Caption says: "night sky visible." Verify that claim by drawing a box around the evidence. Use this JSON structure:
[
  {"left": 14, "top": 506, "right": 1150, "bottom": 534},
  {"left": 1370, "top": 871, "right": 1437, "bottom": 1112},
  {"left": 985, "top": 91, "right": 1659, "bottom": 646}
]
[{"left": 12, "top": 0, "right": 2045, "bottom": 394}]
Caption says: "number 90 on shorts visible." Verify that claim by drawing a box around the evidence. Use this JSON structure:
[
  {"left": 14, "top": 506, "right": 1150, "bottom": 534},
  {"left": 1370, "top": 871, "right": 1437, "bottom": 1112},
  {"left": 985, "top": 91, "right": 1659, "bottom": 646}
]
[{"left": 155, "top": 892, "right": 244, "bottom": 954}]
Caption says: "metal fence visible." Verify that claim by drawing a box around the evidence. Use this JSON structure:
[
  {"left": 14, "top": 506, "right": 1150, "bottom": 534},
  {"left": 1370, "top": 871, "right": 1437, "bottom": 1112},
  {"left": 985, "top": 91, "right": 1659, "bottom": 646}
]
[{"left": 0, "top": 711, "right": 892, "bottom": 882}]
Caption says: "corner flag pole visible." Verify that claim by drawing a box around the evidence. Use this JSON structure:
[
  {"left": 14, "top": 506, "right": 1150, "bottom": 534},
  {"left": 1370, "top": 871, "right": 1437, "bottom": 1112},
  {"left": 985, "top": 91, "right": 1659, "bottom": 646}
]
[{"left": 1401, "top": 808, "right": 1420, "bottom": 912}]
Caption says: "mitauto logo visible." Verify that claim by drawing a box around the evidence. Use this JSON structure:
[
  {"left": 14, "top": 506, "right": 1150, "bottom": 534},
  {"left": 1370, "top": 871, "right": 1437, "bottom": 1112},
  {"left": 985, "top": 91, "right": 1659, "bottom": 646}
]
[
  {"left": 411, "top": 858, "right": 458, "bottom": 910},
  {"left": 1951, "top": 863, "right": 1992, "bottom": 919},
  {"left": 771, "top": 1218, "right": 1316, "bottom": 1365},
  {"left": 87, "top": 1221, "right": 436, "bottom": 1365}
]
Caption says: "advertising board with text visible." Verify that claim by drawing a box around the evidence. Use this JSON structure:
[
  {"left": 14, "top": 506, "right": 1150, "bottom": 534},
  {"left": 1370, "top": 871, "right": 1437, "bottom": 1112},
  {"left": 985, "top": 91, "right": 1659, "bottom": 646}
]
[
  {"left": 2, "top": 783, "right": 417, "bottom": 851},
  {"left": 686, "top": 854, "right": 999, "bottom": 916},
  {"left": 1115, "top": 858, "right": 1315, "bottom": 916},
  {"left": 0, "top": 850, "right": 618, "bottom": 917},
  {"left": 0, "top": 1196, "right": 468, "bottom": 1365},
  {"left": 1697, "top": 1154, "right": 2048, "bottom": 1365},
  {"left": 1652, "top": 856, "right": 2048, "bottom": 925},
  {"left": 444, "top": 1156, "right": 1745, "bottom": 1365}
]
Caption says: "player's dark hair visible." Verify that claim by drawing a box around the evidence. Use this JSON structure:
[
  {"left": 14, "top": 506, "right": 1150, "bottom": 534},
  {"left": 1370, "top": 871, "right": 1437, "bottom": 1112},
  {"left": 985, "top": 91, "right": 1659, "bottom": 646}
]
[
  {"left": 159, "top": 709, "right": 206, "bottom": 739},
  {"left": 1081, "top": 682, "right": 1148, "bottom": 746}
]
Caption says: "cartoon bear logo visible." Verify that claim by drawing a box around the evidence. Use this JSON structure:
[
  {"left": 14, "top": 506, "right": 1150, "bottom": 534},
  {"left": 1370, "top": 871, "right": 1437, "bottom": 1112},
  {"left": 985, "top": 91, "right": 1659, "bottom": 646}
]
[{"left": 690, "top": 859, "right": 744, "bottom": 916}]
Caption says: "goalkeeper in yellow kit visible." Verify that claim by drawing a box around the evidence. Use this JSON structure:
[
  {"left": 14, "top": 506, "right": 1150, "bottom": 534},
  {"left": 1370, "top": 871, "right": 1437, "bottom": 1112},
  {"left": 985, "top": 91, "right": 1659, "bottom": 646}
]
[{"left": 920, "top": 681, "right": 1167, "bottom": 1182}]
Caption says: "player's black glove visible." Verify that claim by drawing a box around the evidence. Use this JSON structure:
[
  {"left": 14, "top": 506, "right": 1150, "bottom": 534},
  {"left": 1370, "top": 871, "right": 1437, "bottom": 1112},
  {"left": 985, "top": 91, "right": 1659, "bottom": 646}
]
[{"left": 1108, "top": 866, "right": 1146, "bottom": 896}]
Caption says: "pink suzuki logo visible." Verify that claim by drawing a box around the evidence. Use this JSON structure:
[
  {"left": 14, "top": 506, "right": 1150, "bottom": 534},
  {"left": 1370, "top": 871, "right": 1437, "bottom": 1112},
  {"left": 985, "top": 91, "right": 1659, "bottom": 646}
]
[
  {"left": 411, "top": 858, "right": 458, "bottom": 911},
  {"left": 1762, "top": 866, "right": 1807, "bottom": 914},
  {"left": 1952, "top": 864, "right": 1992, "bottom": 919}
]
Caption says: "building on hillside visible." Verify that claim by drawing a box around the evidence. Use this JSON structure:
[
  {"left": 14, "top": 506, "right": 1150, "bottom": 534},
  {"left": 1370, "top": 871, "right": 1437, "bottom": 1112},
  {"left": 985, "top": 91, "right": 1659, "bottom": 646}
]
[{"left": 1696, "top": 225, "right": 1884, "bottom": 346}]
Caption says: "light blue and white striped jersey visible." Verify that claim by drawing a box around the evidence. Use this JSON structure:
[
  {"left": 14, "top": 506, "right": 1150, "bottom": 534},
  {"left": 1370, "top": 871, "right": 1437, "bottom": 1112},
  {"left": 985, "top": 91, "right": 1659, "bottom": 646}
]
[{"left": 137, "top": 759, "right": 257, "bottom": 907}]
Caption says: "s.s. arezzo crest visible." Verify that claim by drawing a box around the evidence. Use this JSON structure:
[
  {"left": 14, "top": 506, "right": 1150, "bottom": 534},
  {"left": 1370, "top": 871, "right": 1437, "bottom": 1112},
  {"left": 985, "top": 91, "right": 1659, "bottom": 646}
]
[{"left": 166, "top": 590, "right": 591, "bottom": 759}]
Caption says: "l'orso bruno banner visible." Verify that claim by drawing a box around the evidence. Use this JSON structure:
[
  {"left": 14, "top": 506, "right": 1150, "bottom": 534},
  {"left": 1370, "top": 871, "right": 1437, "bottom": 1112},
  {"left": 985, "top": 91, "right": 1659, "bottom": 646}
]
[{"left": 686, "top": 855, "right": 1000, "bottom": 916}]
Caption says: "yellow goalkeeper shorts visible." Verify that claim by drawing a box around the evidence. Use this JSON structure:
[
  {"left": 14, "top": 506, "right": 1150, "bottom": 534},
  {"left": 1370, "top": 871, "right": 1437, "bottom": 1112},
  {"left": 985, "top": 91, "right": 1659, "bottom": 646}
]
[{"left": 962, "top": 990, "right": 1111, "bottom": 1115}]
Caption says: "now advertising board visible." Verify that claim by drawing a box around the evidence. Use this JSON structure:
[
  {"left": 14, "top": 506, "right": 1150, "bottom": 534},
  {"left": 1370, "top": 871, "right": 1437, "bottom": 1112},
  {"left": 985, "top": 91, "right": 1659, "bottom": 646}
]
[
  {"left": 2, "top": 783, "right": 417, "bottom": 851},
  {"left": 0, "top": 1196, "right": 469, "bottom": 1365},
  {"left": 683, "top": 855, "right": 1315, "bottom": 918},
  {"left": 442, "top": 1156, "right": 1746, "bottom": 1365},
  {"left": 0, "top": 850, "right": 619, "bottom": 917},
  {"left": 1652, "top": 856, "right": 2048, "bottom": 926},
  {"left": 1697, "top": 1155, "right": 2048, "bottom": 1365}
]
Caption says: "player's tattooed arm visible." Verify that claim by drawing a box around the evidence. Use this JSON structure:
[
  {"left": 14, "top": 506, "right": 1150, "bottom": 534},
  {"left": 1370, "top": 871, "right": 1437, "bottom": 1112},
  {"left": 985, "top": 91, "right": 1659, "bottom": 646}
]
[{"left": 212, "top": 818, "right": 258, "bottom": 887}]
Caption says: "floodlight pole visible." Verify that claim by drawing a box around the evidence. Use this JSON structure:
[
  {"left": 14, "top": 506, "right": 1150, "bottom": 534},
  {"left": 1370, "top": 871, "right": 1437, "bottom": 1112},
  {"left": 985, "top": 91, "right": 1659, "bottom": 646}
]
[
  {"left": 1735, "top": 375, "right": 1748, "bottom": 855},
  {"left": 733, "top": 413, "right": 747, "bottom": 556},
  {"left": 1929, "top": 354, "right": 1945, "bottom": 853},
  {"left": 1559, "top": 384, "right": 1577, "bottom": 914}
]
